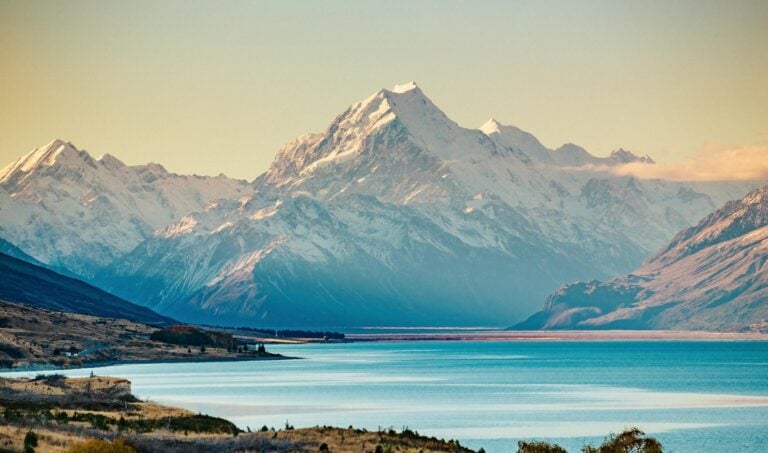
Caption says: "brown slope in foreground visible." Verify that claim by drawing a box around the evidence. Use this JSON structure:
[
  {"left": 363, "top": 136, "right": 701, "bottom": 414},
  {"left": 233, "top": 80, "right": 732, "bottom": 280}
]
[{"left": 516, "top": 186, "right": 768, "bottom": 332}]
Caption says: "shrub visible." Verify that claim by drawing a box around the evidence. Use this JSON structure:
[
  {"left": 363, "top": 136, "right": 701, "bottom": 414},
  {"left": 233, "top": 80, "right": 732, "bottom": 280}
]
[{"left": 517, "top": 440, "right": 568, "bottom": 453}]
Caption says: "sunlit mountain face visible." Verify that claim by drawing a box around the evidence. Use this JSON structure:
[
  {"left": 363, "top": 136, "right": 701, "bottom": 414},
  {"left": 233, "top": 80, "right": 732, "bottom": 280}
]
[{"left": 518, "top": 185, "right": 768, "bottom": 332}]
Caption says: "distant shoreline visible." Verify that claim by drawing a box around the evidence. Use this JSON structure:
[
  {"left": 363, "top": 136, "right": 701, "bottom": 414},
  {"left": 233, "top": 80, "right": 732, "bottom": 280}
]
[
  {"left": 346, "top": 329, "right": 768, "bottom": 342},
  {"left": 1, "top": 354, "right": 300, "bottom": 374}
]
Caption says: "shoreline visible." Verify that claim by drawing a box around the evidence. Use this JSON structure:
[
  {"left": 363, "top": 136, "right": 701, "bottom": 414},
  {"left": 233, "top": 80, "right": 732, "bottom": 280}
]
[
  {"left": 346, "top": 329, "right": 768, "bottom": 342},
  {"left": 0, "top": 353, "right": 300, "bottom": 374}
]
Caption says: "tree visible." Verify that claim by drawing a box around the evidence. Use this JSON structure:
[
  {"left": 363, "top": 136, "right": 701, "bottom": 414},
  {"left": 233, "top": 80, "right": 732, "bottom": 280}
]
[
  {"left": 582, "top": 428, "right": 663, "bottom": 453},
  {"left": 24, "top": 430, "right": 38, "bottom": 453},
  {"left": 517, "top": 440, "right": 567, "bottom": 453}
]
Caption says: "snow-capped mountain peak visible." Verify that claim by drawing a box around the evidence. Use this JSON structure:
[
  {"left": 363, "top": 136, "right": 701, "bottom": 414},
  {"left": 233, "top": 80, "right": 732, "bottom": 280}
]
[
  {"left": 479, "top": 118, "right": 503, "bottom": 135},
  {"left": 479, "top": 118, "right": 550, "bottom": 162},
  {"left": 391, "top": 80, "right": 420, "bottom": 94},
  {"left": 97, "top": 153, "right": 127, "bottom": 169},
  {"left": 263, "top": 82, "right": 470, "bottom": 192},
  {"left": 0, "top": 139, "right": 83, "bottom": 183},
  {"left": 0, "top": 139, "right": 251, "bottom": 276}
]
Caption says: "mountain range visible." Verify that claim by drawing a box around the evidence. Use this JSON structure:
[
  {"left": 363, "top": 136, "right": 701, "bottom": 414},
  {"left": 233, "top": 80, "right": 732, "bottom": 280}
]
[
  {"left": 0, "top": 140, "right": 250, "bottom": 278},
  {"left": 0, "top": 82, "right": 763, "bottom": 327},
  {"left": 517, "top": 186, "right": 768, "bottom": 332}
]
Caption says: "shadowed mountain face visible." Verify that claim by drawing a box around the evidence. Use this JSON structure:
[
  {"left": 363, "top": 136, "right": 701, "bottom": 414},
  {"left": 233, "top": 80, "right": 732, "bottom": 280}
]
[
  {"left": 0, "top": 83, "right": 764, "bottom": 327},
  {"left": 0, "top": 237, "right": 42, "bottom": 267},
  {"left": 516, "top": 186, "right": 768, "bottom": 332},
  {"left": 0, "top": 251, "right": 171, "bottom": 325}
]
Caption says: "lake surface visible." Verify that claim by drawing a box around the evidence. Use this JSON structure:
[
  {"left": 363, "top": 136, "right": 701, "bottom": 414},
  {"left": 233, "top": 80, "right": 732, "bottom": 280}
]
[{"left": 7, "top": 341, "right": 768, "bottom": 452}]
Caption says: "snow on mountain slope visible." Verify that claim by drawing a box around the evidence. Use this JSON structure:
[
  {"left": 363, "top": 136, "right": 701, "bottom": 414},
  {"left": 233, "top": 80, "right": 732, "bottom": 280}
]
[
  {"left": 516, "top": 186, "right": 768, "bottom": 331},
  {"left": 480, "top": 119, "right": 654, "bottom": 167},
  {"left": 96, "top": 83, "right": 762, "bottom": 326},
  {"left": 261, "top": 82, "right": 758, "bottom": 260},
  {"left": 262, "top": 82, "right": 556, "bottom": 208},
  {"left": 102, "top": 191, "right": 617, "bottom": 326},
  {"left": 2, "top": 84, "right": 764, "bottom": 327},
  {"left": 0, "top": 140, "right": 250, "bottom": 277}
]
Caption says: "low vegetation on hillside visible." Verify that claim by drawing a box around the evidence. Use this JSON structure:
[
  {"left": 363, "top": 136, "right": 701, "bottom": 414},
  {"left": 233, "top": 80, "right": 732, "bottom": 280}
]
[{"left": 0, "top": 375, "right": 484, "bottom": 452}]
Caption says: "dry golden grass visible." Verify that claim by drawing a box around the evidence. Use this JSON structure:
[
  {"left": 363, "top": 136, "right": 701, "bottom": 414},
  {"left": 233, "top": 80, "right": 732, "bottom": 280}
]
[
  {"left": 65, "top": 437, "right": 136, "bottom": 452},
  {"left": 0, "top": 376, "right": 130, "bottom": 396},
  {"left": 0, "top": 424, "right": 85, "bottom": 453}
]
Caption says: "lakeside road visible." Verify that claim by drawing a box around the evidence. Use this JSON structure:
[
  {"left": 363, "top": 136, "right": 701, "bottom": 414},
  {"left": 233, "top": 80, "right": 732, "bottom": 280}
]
[{"left": 345, "top": 329, "right": 768, "bottom": 342}]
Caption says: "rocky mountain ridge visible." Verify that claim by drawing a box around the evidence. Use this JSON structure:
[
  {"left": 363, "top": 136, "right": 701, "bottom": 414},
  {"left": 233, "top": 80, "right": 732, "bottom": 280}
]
[
  {"left": 0, "top": 83, "right": 763, "bottom": 327},
  {"left": 516, "top": 186, "right": 768, "bottom": 331}
]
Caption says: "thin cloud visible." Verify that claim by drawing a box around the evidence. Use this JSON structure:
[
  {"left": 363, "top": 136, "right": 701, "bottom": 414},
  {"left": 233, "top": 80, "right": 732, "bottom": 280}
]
[{"left": 611, "top": 144, "right": 768, "bottom": 181}]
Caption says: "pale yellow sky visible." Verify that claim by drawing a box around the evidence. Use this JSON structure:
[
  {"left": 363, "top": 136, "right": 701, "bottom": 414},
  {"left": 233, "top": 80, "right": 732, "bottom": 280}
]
[{"left": 1, "top": 0, "right": 766, "bottom": 180}]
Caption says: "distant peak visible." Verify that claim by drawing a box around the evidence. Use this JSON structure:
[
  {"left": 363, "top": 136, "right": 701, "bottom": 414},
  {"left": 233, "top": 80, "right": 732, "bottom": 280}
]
[
  {"left": 555, "top": 143, "right": 587, "bottom": 154},
  {"left": 391, "top": 81, "right": 419, "bottom": 94},
  {"left": 479, "top": 118, "right": 502, "bottom": 135},
  {"left": 0, "top": 139, "right": 86, "bottom": 183},
  {"left": 44, "top": 138, "right": 68, "bottom": 150},
  {"left": 610, "top": 148, "right": 655, "bottom": 164},
  {"left": 98, "top": 153, "right": 126, "bottom": 168}
]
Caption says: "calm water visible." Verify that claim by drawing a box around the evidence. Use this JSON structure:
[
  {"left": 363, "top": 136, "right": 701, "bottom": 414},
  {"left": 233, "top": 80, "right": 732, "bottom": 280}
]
[{"left": 7, "top": 341, "right": 768, "bottom": 452}]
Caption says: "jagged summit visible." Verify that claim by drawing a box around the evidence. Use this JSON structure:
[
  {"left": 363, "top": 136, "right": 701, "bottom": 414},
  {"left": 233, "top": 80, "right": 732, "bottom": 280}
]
[
  {"left": 479, "top": 118, "right": 503, "bottom": 135},
  {"left": 0, "top": 139, "right": 82, "bottom": 183},
  {"left": 97, "top": 153, "right": 127, "bottom": 168},
  {"left": 0, "top": 139, "right": 250, "bottom": 276},
  {"left": 610, "top": 148, "right": 655, "bottom": 164},
  {"left": 479, "top": 119, "right": 549, "bottom": 157},
  {"left": 391, "top": 81, "right": 419, "bottom": 94},
  {"left": 264, "top": 81, "right": 468, "bottom": 187}
]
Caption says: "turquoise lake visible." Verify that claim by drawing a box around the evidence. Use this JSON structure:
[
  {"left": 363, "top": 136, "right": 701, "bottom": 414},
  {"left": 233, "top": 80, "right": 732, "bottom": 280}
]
[{"left": 7, "top": 341, "right": 768, "bottom": 452}]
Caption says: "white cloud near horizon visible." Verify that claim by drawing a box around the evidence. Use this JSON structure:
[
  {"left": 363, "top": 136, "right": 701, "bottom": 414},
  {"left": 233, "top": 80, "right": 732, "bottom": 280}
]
[{"left": 611, "top": 144, "right": 768, "bottom": 181}]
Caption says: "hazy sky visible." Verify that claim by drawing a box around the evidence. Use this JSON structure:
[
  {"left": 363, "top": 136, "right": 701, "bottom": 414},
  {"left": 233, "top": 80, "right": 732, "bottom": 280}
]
[{"left": 1, "top": 0, "right": 766, "bottom": 180}]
